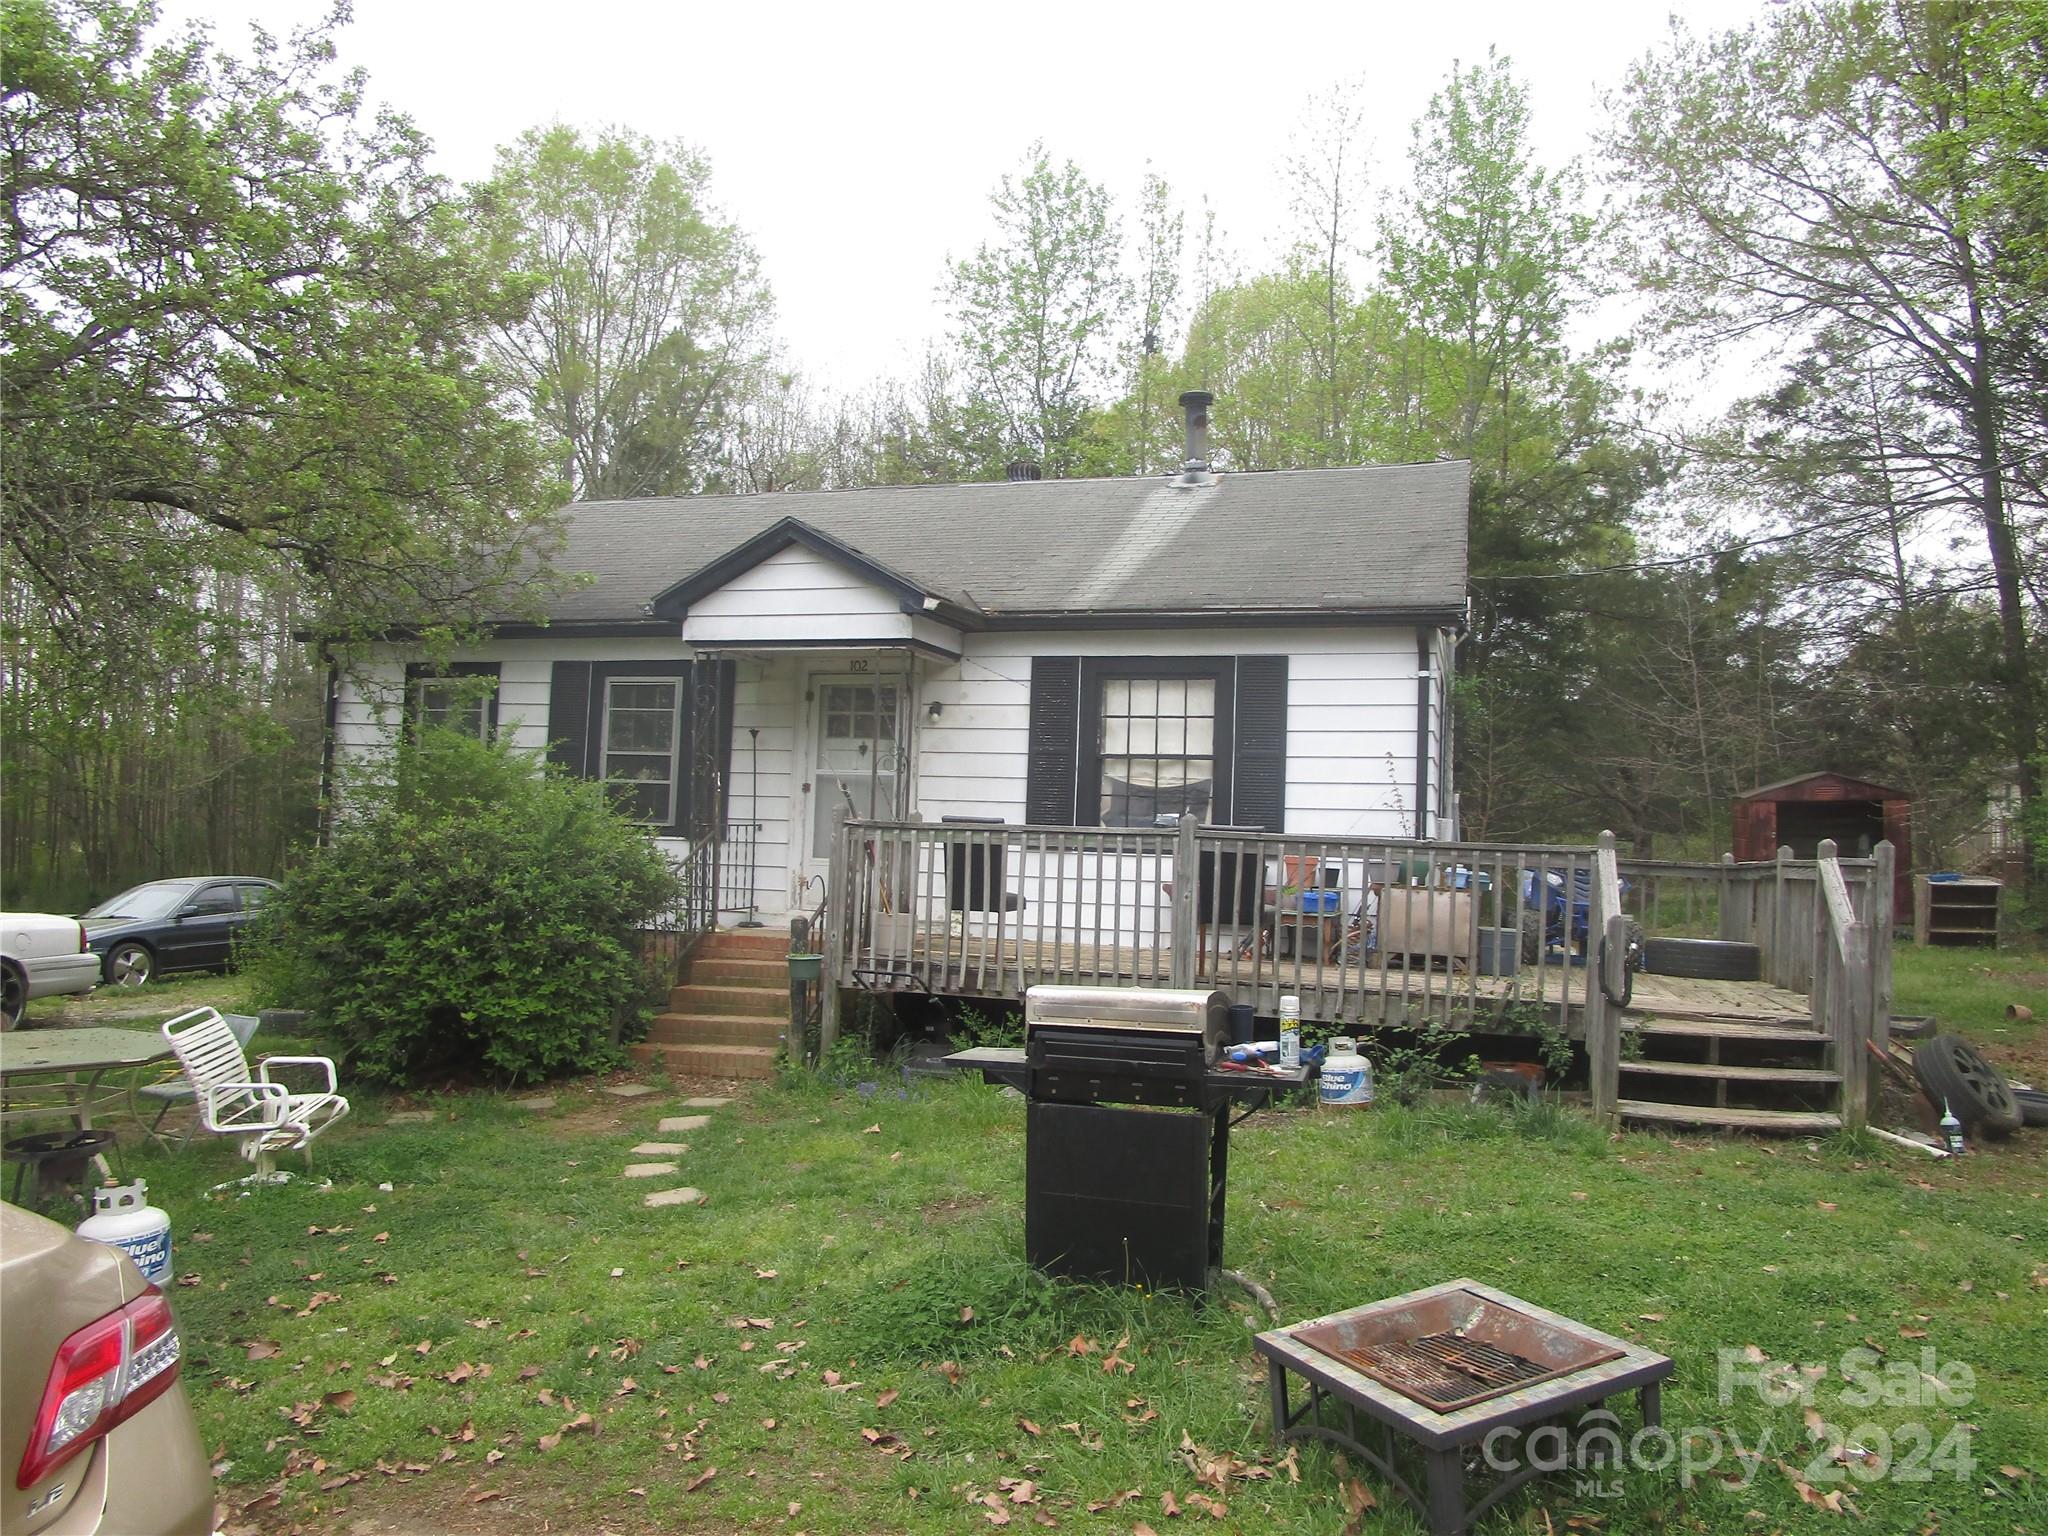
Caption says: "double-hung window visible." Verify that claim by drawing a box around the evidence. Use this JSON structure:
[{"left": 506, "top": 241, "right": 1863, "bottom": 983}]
[
  {"left": 406, "top": 663, "right": 498, "bottom": 741},
  {"left": 601, "top": 679, "right": 683, "bottom": 825},
  {"left": 1099, "top": 675, "right": 1217, "bottom": 826}
]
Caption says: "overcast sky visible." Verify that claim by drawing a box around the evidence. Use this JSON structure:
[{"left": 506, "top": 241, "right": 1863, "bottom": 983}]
[{"left": 165, "top": 0, "right": 1769, "bottom": 395}]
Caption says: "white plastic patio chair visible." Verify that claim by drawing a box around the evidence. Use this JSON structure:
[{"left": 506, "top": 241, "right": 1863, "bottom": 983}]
[
  {"left": 161, "top": 1007, "right": 350, "bottom": 1189},
  {"left": 139, "top": 1011, "right": 260, "bottom": 1147}
]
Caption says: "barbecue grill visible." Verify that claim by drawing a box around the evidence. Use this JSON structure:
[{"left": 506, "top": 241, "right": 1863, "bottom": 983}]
[{"left": 1018, "top": 984, "right": 1294, "bottom": 1291}]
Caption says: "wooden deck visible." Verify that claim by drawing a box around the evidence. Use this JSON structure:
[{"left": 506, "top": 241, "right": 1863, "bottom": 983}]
[{"left": 845, "top": 932, "right": 1815, "bottom": 1034}]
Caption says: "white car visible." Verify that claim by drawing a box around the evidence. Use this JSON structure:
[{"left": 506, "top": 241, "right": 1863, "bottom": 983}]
[{"left": 1, "top": 913, "right": 100, "bottom": 1029}]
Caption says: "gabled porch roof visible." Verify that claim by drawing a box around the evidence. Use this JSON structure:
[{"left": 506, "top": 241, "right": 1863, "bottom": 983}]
[{"left": 653, "top": 517, "right": 974, "bottom": 659}]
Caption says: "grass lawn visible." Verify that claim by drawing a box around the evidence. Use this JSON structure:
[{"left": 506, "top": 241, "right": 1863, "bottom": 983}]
[{"left": 11, "top": 948, "right": 2044, "bottom": 1533}]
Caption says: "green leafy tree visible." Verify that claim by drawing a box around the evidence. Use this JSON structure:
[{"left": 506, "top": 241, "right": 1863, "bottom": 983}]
[
  {"left": 944, "top": 143, "right": 1127, "bottom": 478},
  {"left": 249, "top": 730, "right": 682, "bottom": 1086},
  {"left": 1380, "top": 50, "right": 1654, "bottom": 838},
  {"left": 1609, "top": 0, "right": 2046, "bottom": 876},
  {"left": 473, "top": 124, "right": 773, "bottom": 500},
  {"left": 0, "top": 0, "right": 558, "bottom": 672},
  {"left": 1, "top": 0, "right": 557, "bottom": 900}
]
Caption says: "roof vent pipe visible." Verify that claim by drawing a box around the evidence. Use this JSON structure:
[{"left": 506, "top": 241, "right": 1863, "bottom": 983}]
[
  {"left": 1179, "top": 391, "right": 1214, "bottom": 476},
  {"left": 1006, "top": 460, "right": 1042, "bottom": 482}
]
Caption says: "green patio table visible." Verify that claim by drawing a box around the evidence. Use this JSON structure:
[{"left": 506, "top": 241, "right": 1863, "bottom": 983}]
[{"left": 0, "top": 1026, "right": 173, "bottom": 1133}]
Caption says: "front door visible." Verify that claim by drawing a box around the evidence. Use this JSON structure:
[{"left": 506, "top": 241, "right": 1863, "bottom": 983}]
[{"left": 802, "top": 675, "right": 904, "bottom": 896}]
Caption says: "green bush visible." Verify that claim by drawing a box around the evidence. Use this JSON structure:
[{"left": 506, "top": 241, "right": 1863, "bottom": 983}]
[{"left": 248, "top": 729, "right": 683, "bottom": 1087}]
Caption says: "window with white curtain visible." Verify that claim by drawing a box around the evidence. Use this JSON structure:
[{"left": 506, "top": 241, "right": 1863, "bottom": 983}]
[{"left": 1098, "top": 676, "right": 1216, "bottom": 826}]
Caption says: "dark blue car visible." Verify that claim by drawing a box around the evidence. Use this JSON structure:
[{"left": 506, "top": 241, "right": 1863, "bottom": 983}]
[{"left": 81, "top": 877, "right": 280, "bottom": 987}]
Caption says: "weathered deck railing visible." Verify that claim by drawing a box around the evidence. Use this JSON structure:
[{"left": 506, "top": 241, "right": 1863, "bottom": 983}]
[
  {"left": 1585, "top": 831, "right": 1630, "bottom": 1127},
  {"left": 820, "top": 816, "right": 1651, "bottom": 1046}
]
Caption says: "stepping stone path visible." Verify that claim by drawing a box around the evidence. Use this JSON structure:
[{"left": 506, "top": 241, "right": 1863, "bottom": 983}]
[
  {"left": 621, "top": 1098, "right": 737, "bottom": 1209},
  {"left": 386, "top": 1110, "right": 436, "bottom": 1125},
  {"left": 511, "top": 1095, "right": 556, "bottom": 1111},
  {"left": 644, "top": 1186, "right": 705, "bottom": 1208},
  {"left": 603, "top": 1083, "right": 659, "bottom": 1099}
]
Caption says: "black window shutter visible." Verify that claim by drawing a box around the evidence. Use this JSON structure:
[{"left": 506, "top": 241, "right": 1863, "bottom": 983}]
[
  {"left": 686, "top": 658, "right": 737, "bottom": 840},
  {"left": 547, "top": 662, "right": 593, "bottom": 775},
  {"left": 1232, "top": 654, "right": 1289, "bottom": 832},
  {"left": 1025, "top": 656, "right": 1081, "bottom": 825}
]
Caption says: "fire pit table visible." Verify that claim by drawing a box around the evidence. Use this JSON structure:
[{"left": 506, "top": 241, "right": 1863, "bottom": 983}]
[{"left": 1257, "top": 1278, "right": 1672, "bottom": 1535}]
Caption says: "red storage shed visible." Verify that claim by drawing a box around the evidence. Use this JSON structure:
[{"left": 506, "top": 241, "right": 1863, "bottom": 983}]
[{"left": 1732, "top": 772, "right": 1910, "bottom": 916}]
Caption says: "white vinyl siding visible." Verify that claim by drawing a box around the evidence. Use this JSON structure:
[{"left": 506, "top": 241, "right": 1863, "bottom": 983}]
[
  {"left": 914, "top": 627, "right": 1430, "bottom": 839},
  {"left": 681, "top": 545, "right": 961, "bottom": 654},
  {"left": 338, "top": 619, "right": 1454, "bottom": 915}
]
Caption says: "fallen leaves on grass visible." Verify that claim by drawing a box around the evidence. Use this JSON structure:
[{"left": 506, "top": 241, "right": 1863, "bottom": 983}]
[
  {"left": 243, "top": 1339, "right": 280, "bottom": 1361},
  {"left": 536, "top": 1413, "right": 595, "bottom": 1452},
  {"left": 684, "top": 1466, "right": 717, "bottom": 1492}
]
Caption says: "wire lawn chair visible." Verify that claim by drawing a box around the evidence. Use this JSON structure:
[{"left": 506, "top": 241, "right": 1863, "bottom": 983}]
[
  {"left": 161, "top": 1007, "right": 349, "bottom": 1189},
  {"left": 138, "top": 1011, "right": 260, "bottom": 1147}
]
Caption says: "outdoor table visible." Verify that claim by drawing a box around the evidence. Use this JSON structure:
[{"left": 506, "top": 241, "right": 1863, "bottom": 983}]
[
  {"left": 0, "top": 1027, "right": 173, "bottom": 1133},
  {"left": 1257, "top": 1278, "right": 1672, "bottom": 1535}
]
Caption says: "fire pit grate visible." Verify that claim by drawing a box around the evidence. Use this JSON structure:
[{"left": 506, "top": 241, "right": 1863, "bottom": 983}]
[{"left": 1295, "top": 1287, "right": 1624, "bottom": 1413}]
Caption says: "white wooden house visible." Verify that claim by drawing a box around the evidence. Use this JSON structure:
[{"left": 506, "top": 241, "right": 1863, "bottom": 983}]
[
  {"left": 336, "top": 396, "right": 1472, "bottom": 924},
  {"left": 333, "top": 397, "right": 1899, "bottom": 1136}
]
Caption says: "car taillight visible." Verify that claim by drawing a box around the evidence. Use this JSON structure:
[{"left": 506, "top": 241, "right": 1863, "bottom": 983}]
[
  {"left": 78, "top": 921, "right": 88, "bottom": 954},
  {"left": 16, "top": 1287, "right": 182, "bottom": 1490}
]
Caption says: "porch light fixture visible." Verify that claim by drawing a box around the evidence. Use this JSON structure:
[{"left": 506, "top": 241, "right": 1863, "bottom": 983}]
[{"left": 926, "top": 701, "right": 944, "bottom": 723}]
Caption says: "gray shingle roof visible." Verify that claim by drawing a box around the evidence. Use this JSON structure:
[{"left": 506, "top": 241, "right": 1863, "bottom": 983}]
[{"left": 526, "top": 460, "right": 1470, "bottom": 627}]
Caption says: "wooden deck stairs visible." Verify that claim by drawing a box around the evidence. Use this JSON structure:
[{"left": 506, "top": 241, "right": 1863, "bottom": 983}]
[
  {"left": 631, "top": 930, "right": 787, "bottom": 1081},
  {"left": 1617, "top": 1005, "right": 1843, "bottom": 1135}
]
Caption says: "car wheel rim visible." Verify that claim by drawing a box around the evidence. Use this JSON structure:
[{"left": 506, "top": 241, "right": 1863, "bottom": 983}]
[
  {"left": 112, "top": 948, "right": 150, "bottom": 986},
  {"left": 1952, "top": 1048, "right": 2013, "bottom": 1112}
]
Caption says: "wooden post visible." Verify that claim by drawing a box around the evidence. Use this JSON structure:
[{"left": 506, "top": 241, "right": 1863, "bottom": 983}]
[
  {"left": 1718, "top": 853, "right": 1737, "bottom": 942},
  {"left": 787, "top": 916, "right": 810, "bottom": 1064},
  {"left": 818, "top": 817, "right": 846, "bottom": 1061},
  {"left": 1170, "top": 813, "right": 1199, "bottom": 990},
  {"left": 1586, "top": 831, "right": 1620, "bottom": 1130},
  {"left": 1810, "top": 838, "right": 1835, "bottom": 1044},
  {"left": 1866, "top": 840, "right": 1897, "bottom": 1118},
  {"left": 1771, "top": 845, "right": 1792, "bottom": 989}
]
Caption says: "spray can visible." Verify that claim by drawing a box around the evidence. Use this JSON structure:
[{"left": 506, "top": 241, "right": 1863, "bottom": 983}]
[
  {"left": 1319, "top": 1037, "right": 1374, "bottom": 1107},
  {"left": 1278, "top": 995, "right": 1301, "bottom": 1071},
  {"left": 1939, "top": 1100, "right": 1966, "bottom": 1157},
  {"left": 77, "top": 1179, "right": 173, "bottom": 1286}
]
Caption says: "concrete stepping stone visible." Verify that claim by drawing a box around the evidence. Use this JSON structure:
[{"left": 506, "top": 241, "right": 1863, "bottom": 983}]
[
  {"left": 658, "top": 1114, "right": 711, "bottom": 1133},
  {"left": 622, "top": 1162, "right": 679, "bottom": 1178},
  {"left": 680, "top": 1096, "right": 731, "bottom": 1109},
  {"left": 644, "top": 1187, "right": 705, "bottom": 1209},
  {"left": 511, "top": 1095, "right": 556, "bottom": 1111},
  {"left": 603, "top": 1083, "right": 659, "bottom": 1099},
  {"left": 632, "top": 1141, "right": 687, "bottom": 1156},
  {"left": 386, "top": 1110, "right": 436, "bottom": 1125}
]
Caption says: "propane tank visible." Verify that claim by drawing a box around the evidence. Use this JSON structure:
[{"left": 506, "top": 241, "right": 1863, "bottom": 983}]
[
  {"left": 1319, "top": 1037, "right": 1374, "bottom": 1107},
  {"left": 77, "top": 1179, "right": 173, "bottom": 1286}
]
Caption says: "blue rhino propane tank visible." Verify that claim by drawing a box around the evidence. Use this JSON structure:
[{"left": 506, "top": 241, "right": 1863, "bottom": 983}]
[
  {"left": 1319, "top": 1037, "right": 1374, "bottom": 1107},
  {"left": 77, "top": 1179, "right": 173, "bottom": 1285}
]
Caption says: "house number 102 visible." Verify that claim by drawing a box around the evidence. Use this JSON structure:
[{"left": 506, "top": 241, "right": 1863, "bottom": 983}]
[{"left": 848, "top": 659, "right": 869, "bottom": 672}]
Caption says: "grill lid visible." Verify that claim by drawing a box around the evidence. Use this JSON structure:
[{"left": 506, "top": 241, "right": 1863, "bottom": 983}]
[{"left": 1024, "top": 985, "right": 1230, "bottom": 1045}]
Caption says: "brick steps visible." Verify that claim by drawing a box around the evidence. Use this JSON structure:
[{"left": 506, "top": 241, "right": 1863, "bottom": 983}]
[
  {"left": 640, "top": 930, "right": 789, "bottom": 1078},
  {"left": 630, "top": 1041, "right": 778, "bottom": 1080},
  {"left": 647, "top": 1012, "right": 783, "bottom": 1047},
  {"left": 684, "top": 957, "right": 788, "bottom": 986},
  {"left": 668, "top": 982, "right": 784, "bottom": 1015}
]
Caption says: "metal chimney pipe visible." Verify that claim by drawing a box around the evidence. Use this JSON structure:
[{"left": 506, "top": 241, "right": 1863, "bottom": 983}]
[{"left": 1179, "top": 391, "right": 1213, "bottom": 473}]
